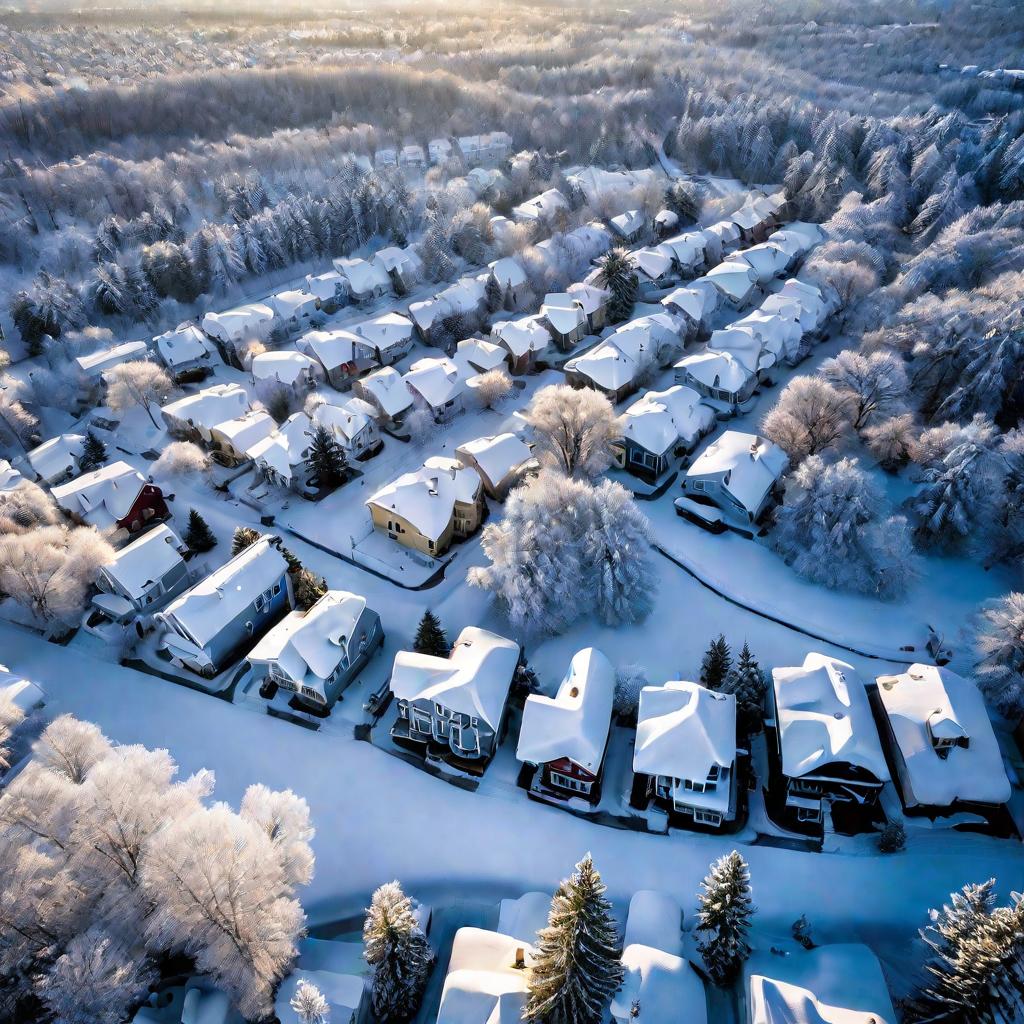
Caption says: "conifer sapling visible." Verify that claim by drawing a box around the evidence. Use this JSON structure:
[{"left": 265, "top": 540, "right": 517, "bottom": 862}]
[{"left": 696, "top": 850, "right": 755, "bottom": 985}]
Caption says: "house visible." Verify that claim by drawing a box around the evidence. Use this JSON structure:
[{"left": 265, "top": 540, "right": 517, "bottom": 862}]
[
  {"left": 52, "top": 460, "right": 168, "bottom": 535},
  {"left": 564, "top": 166, "right": 659, "bottom": 206},
  {"left": 707, "top": 325, "right": 777, "bottom": 379},
  {"left": 704, "top": 260, "right": 760, "bottom": 307},
  {"left": 613, "top": 385, "right": 715, "bottom": 481},
  {"left": 350, "top": 311, "right": 416, "bottom": 365},
  {"left": 160, "top": 383, "right": 249, "bottom": 444},
  {"left": 770, "top": 653, "right": 890, "bottom": 828},
  {"left": 202, "top": 302, "right": 276, "bottom": 354},
  {"left": 512, "top": 187, "right": 569, "bottom": 224},
  {"left": 249, "top": 590, "right": 383, "bottom": 712},
  {"left": 609, "top": 209, "right": 645, "bottom": 244},
  {"left": 701, "top": 219, "right": 741, "bottom": 259},
  {"left": 675, "top": 350, "right": 758, "bottom": 413},
  {"left": 97, "top": 523, "right": 190, "bottom": 613},
  {"left": 276, "top": 971, "right": 364, "bottom": 1024},
  {"left": 399, "top": 143, "right": 426, "bottom": 168},
  {"left": 304, "top": 270, "right": 349, "bottom": 312},
  {"left": 366, "top": 457, "right": 484, "bottom": 556},
  {"left": 680, "top": 431, "right": 787, "bottom": 524},
  {"left": 208, "top": 410, "right": 278, "bottom": 467},
  {"left": 566, "top": 282, "right": 611, "bottom": 333},
  {"left": 0, "top": 459, "right": 25, "bottom": 491},
  {"left": 487, "top": 257, "right": 528, "bottom": 307},
  {"left": 353, "top": 367, "right": 413, "bottom": 425},
  {"left": 874, "top": 664, "right": 1011, "bottom": 818},
  {"left": 455, "top": 433, "right": 535, "bottom": 499},
  {"left": 268, "top": 289, "right": 318, "bottom": 331},
  {"left": 428, "top": 137, "right": 453, "bottom": 165},
  {"left": 632, "top": 248, "right": 677, "bottom": 292},
  {"left": 654, "top": 209, "right": 680, "bottom": 236},
  {"left": 313, "top": 398, "right": 381, "bottom": 460},
  {"left": 660, "top": 285, "right": 718, "bottom": 336},
  {"left": 631, "top": 681, "right": 738, "bottom": 829},
  {"left": 555, "top": 221, "right": 613, "bottom": 265},
  {"left": 25, "top": 433, "right": 85, "bottom": 484},
  {"left": 728, "top": 243, "right": 790, "bottom": 285},
  {"left": 333, "top": 257, "right": 392, "bottom": 305},
  {"left": 538, "top": 294, "right": 589, "bottom": 351},
  {"left": 657, "top": 231, "right": 708, "bottom": 276},
  {"left": 516, "top": 647, "right": 615, "bottom": 804},
  {"left": 250, "top": 350, "right": 318, "bottom": 395},
  {"left": 409, "top": 277, "right": 487, "bottom": 345},
  {"left": 436, "top": 928, "right": 534, "bottom": 1024},
  {"left": 729, "top": 196, "right": 776, "bottom": 243},
  {"left": 746, "top": 945, "right": 895, "bottom": 1024},
  {"left": 497, "top": 892, "right": 552, "bottom": 945},
  {"left": 154, "top": 323, "right": 217, "bottom": 380},
  {"left": 759, "top": 278, "right": 831, "bottom": 346},
  {"left": 297, "top": 329, "right": 378, "bottom": 390},
  {"left": 491, "top": 315, "right": 552, "bottom": 374},
  {"left": 455, "top": 337, "right": 509, "bottom": 376},
  {"left": 374, "top": 147, "right": 397, "bottom": 168},
  {"left": 489, "top": 214, "right": 515, "bottom": 245},
  {"left": 371, "top": 247, "right": 422, "bottom": 294},
  {"left": 249, "top": 412, "right": 315, "bottom": 491},
  {"left": 73, "top": 341, "right": 149, "bottom": 383},
  {"left": 612, "top": 891, "right": 706, "bottom": 1024},
  {"left": 391, "top": 626, "right": 521, "bottom": 770},
  {"left": 403, "top": 356, "right": 467, "bottom": 422},
  {"left": 156, "top": 536, "right": 292, "bottom": 676},
  {"left": 733, "top": 311, "right": 802, "bottom": 370}
]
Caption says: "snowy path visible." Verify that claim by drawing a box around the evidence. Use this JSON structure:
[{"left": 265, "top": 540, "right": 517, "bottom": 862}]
[{"left": 5, "top": 621, "right": 1020, "bottom": 952}]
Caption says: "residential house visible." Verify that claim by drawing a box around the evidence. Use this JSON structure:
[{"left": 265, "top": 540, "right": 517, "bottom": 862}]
[
  {"left": 496, "top": 892, "right": 552, "bottom": 946},
  {"left": 674, "top": 350, "right": 758, "bottom": 413},
  {"left": 728, "top": 243, "right": 790, "bottom": 285},
  {"left": 729, "top": 196, "right": 777, "bottom": 243},
  {"left": 250, "top": 350, "right": 319, "bottom": 397},
  {"left": 730, "top": 311, "right": 802, "bottom": 371},
  {"left": 304, "top": 270, "right": 349, "bottom": 312},
  {"left": 632, "top": 248, "right": 678, "bottom": 293},
  {"left": 350, "top": 311, "right": 416, "bottom": 365},
  {"left": 701, "top": 219, "right": 741, "bottom": 259},
  {"left": 631, "top": 681, "right": 738, "bottom": 830},
  {"left": 707, "top": 325, "right": 778, "bottom": 381},
  {"left": 874, "top": 664, "right": 1011, "bottom": 818},
  {"left": 249, "top": 589, "right": 383, "bottom": 712},
  {"left": 428, "top": 137, "right": 453, "bottom": 165},
  {"left": 208, "top": 410, "right": 278, "bottom": 467},
  {"left": 73, "top": 341, "right": 149, "bottom": 384},
  {"left": 542, "top": 222, "right": 612, "bottom": 268},
  {"left": 538, "top": 294, "right": 589, "bottom": 351},
  {"left": 352, "top": 367, "right": 413, "bottom": 425},
  {"left": 436, "top": 928, "right": 534, "bottom": 1024},
  {"left": 516, "top": 647, "right": 615, "bottom": 804},
  {"left": 455, "top": 432, "right": 535, "bottom": 499},
  {"left": 609, "top": 209, "right": 646, "bottom": 244},
  {"left": 391, "top": 625, "right": 521, "bottom": 771},
  {"left": 612, "top": 891, "right": 706, "bottom": 1024},
  {"left": 489, "top": 215, "right": 515, "bottom": 245},
  {"left": 313, "top": 398, "right": 381, "bottom": 461},
  {"left": 455, "top": 337, "right": 509, "bottom": 376},
  {"left": 512, "top": 187, "right": 569, "bottom": 224},
  {"left": 366, "top": 457, "right": 484, "bottom": 557},
  {"left": 409, "top": 277, "right": 487, "bottom": 345},
  {"left": 566, "top": 282, "right": 611, "bottom": 333},
  {"left": 297, "top": 329, "right": 378, "bottom": 390},
  {"left": 657, "top": 231, "right": 708, "bottom": 276},
  {"left": 613, "top": 385, "right": 716, "bottom": 481},
  {"left": 154, "top": 324, "right": 217, "bottom": 381},
  {"left": 268, "top": 289, "right": 318, "bottom": 332},
  {"left": 160, "top": 383, "right": 249, "bottom": 444},
  {"left": 487, "top": 257, "right": 528, "bottom": 307},
  {"left": 274, "top": 937, "right": 371, "bottom": 1024},
  {"left": 249, "top": 412, "right": 315, "bottom": 492},
  {"left": 25, "top": 433, "right": 85, "bottom": 484},
  {"left": 704, "top": 260, "right": 760, "bottom": 308},
  {"left": 679, "top": 431, "right": 788, "bottom": 525},
  {"left": 52, "top": 460, "right": 168, "bottom": 535},
  {"left": 333, "top": 257, "right": 392, "bottom": 305},
  {"left": 660, "top": 285, "right": 718, "bottom": 337},
  {"left": 201, "top": 302, "right": 276, "bottom": 361},
  {"left": 156, "top": 536, "right": 292, "bottom": 676},
  {"left": 565, "top": 166, "right": 659, "bottom": 206},
  {"left": 403, "top": 356, "right": 467, "bottom": 422},
  {"left": 654, "top": 209, "right": 680, "bottom": 236},
  {"left": 98, "top": 523, "right": 190, "bottom": 614},
  {"left": 399, "top": 143, "right": 426, "bottom": 168},
  {"left": 491, "top": 315, "right": 552, "bottom": 374},
  {"left": 0, "top": 459, "right": 25, "bottom": 491},
  {"left": 770, "top": 653, "right": 890, "bottom": 828},
  {"left": 371, "top": 247, "right": 422, "bottom": 294}
]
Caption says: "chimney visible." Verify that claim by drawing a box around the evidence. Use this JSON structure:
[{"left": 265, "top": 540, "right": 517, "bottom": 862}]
[
  {"left": 514, "top": 947, "right": 526, "bottom": 970},
  {"left": 449, "top": 463, "right": 457, "bottom": 481}
]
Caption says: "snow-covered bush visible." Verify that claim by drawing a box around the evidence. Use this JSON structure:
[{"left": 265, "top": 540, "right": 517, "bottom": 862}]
[
  {"left": 404, "top": 407, "right": 438, "bottom": 447},
  {"left": 863, "top": 413, "right": 919, "bottom": 471},
  {"left": 525, "top": 384, "right": 622, "bottom": 479},
  {"left": 878, "top": 822, "right": 906, "bottom": 853},
  {"left": 973, "top": 593, "right": 1024, "bottom": 719},
  {"left": 472, "top": 368, "right": 514, "bottom": 410},
  {"left": 761, "top": 376, "right": 852, "bottom": 463},
  {"left": 0, "top": 481, "right": 58, "bottom": 533},
  {"left": 150, "top": 440, "right": 210, "bottom": 479}
]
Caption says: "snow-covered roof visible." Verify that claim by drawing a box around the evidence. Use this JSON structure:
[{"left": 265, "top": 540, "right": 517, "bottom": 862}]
[
  {"left": 538, "top": 295, "right": 588, "bottom": 339},
  {"left": 516, "top": 648, "right": 614, "bottom": 773},
  {"left": 249, "top": 412, "right": 313, "bottom": 479},
  {"left": 661, "top": 286, "right": 714, "bottom": 323},
  {"left": 202, "top": 302, "right": 276, "bottom": 342},
  {"left": 101, "top": 523, "right": 186, "bottom": 600},
  {"left": 27, "top": 433, "right": 84, "bottom": 481},
  {"left": 333, "top": 257, "right": 392, "bottom": 296},
  {"left": 304, "top": 270, "right": 346, "bottom": 302},
  {"left": 730, "top": 198, "right": 772, "bottom": 231},
  {"left": 275, "top": 970, "right": 364, "bottom": 1024},
  {"left": 250, "top": 350, "right": 317, "bottom": 386},
  {"left": 314, "top": 399, "right": 373, "bottom": 444},
  {"left": 372, "top": 246, "right": 421, "bottom": 278},
  {"left": 154, "top": 324, "right": 215, "bottom": 369},
  {"left": 566, "top": 336, "right": 641, "bottom": 393},
  {"left": 161, "top": 382, "right": 249, "bottom": 431},
  {"left": 704, "top": 260, "right": 759, "bottom": 302},
  {"left": 358, "top": 367, "right": 413, "bottom": 419},
  {"left": 566, "top": 166, "right": 655, "bottom": 205},
  {"left": 488, "top": 257, "right": 528, "bottom": 291},
  {"left": 610, "top": 209, "right": 645, "bottom": 237},
  {"left": 74, "top": 341, "right": 149, "bottom": 378},
  {"left": 564, "top": 222, "right": 613, "bottom": 261},
  {"left": 390, "top": 626, "right": 519, "bottom": 730},
  {"left": 708, "top": 326, "right": 770, "bottom": 374},
  {"left": 655, "top": 209, "right": 680, "bottom": 229},
  {"left": 566, "top": 282, "right": 610, "bottom": 315},
  {"left": 298, "top": 328, "right": 373, "bottom": 372},
  {"left": 634, "top": 681, "right": 736, "bottom": 781},
  {"left": 497, "top": 892, "right": 551, "bottom": 946},
  {"left": 51, "top": 460, "right": 147, "bottom": 530},
  {"left": 441, "top": 276, "right": 488, "bottom": 314},
  {"left": 0, "top": 667, "right": 45, "bottom": 714},
  {"left": 747, "top": 945, "right": 895, "bottom": 1024},
  {"left": 512, "top": 187, "right": 569, "bottom": 222},
  {"left": 734, "top": 311, "right": 802, "bottom": 364},
  {"left": 489, "top": 215, "right": 515, "bottom": 242},
  {"left": 676, "top": 349, "right": 755, "bottom": 393},
  {"left": 685, "top": 430, "right": 787, "bottom": 514},
  {"left": 730, "top": 243, "right": 790, "bottom": 284},
  {"left": 658, "top": 231, "right": 707, "bottom": 269},
  {"left": 367, "top": 458, "right": 481, "bottom": 543},
  {"left": 436, "top": 928, "right": 533, "bottom": 1024},
  {"left": 161, "top": 537, "right": 288, "bottom": 649},
  {"left": 622, "top": 891, "right": 683, "bottom": 955},
  {"left": 352, "top": 311, "right": 415, "bottom": 354},
  {"left": 781, "top": 221, "right": 825, "bottom": 248},
  {"left": 492, "top": 315, "right": 553, "bottom": 358},
  {"left": 268, "top": 289, "right": 317, "bottom": 319},
  {"left": 455, "top": 338, "right": 508, "bottom": 375},
  {"left": 632, "top": 247, "right": 675, "bottom": 282},
  {"left": 702, "top": 220, "right": 741, "bottom": 246},
  {"left": 772, "top": 653, "right": 890, "bottom": 783},
  {"left": 456, "top": 433, "right": 534, "bottom": 490},
  {"left": 621, "top": 385, "right": 715, "bottom": 455},
  {"left": 0, "top": 459, "right": 25, "bottom": 491},
  {"left": 404, "top": 356, "right": 466, "bottom": 409},
  {"left": 248, "top": 590, "right": 370, "bottom": 695},
  {"left": 875, "top": 664, "right": 1011, "bottom": 808}
]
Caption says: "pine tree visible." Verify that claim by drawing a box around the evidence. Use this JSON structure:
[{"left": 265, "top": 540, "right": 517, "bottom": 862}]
[
  {"left": 413, "top": 611, "right": 449, "bottom": 657},
  {"left": 291, "top": 567, "right": 327, "bottom": 612},
  {"left": 290, "top": 979, "right": 329, "bottom": 1024},
  {"left": 485, "top": 274, "right": 503, "bottom": 314},
  {"left": 700, "top": 635, "right": 732, "bottom": 691},
  {"left": 363, "top": 881, "right": 434, "bottom": 1024},
  {"left": 306, "top": 424, "right": 348, "bottom": 489},
  {"left": 722, "top": 642, "right": 767, "bottom": 734},
  {"left": 696, "top": 851, "right": 755, "bottom": 985},
  {"left": 184, "top": 509, "right": 217, "bottom": 554},
  {"left": 595, "top": 249, "right": 638, "bottom": 324},
  {"left": 524, "top": 854, "right": 624, "bottom": 1024},
  {"left": 231, "top": 526, "right": 262, "bottom": 556},
  {"left": 79, "top": 431, "right": 107, "bottom": 472}
]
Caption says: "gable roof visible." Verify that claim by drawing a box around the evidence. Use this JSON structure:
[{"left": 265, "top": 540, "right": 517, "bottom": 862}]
[
  {"left": 154, "top": 324, "right": 215, "bottom": 369},
  {"left": 676, "top": 349, "right": 755, "bottom": 394},
  {"left": 704, "top": 260, "right": 759, "bottom": 302},
  {"left": 51, "top": 460, "right": 147, "bottom": 529},
  {"left": 101, "top": 523, "right": 186, "bottom": 600},
  {"left": 251, "top": 350, "right": 317, "bottom": 386},
  {"left": 367, "top": 459, "right": 481, "bottom": 542},
  {"left": 404, "top": 356, "right": 466, "bottom": 409},
  {"left": 538, "top": 296, "right": 587, "bottom": 338},
  {"left": 456, "top": 433, "right": 533, "bottom": 490},
  {"left": 74, "top": 341, "right": 149, "bottom": 378},
  {"left": 492, "top": 315, "right": 553, "bottom": 358},
  {"left": 161, "top": 382, "right": 249, "bottom": 430},
  {"left": 621, "top": 385, "right": 715, "bottom": 455},
  {"left": 212, "top": 410, "right": 278, "bottom": 455},
  {"left": 437, "top": 928, "right": 534, "bottom": 1024},
  {"left": 685, "top": 430, "right": 787, "bottom": 513},
  {"left": 333, "top": 257, "right": 392, "bottom": 296},
  {"left": 352, "top": 311, "right": 415, "bottom": 354},
  {"left": 202, "top": 302, "right": 275, "bottom": 342},
  {"left": 249, "top": 412, "right": 314, "bottom": 479},
  {"left": 298, "top": 328, "right": 374, "bottom": 372},
  {"left": 27, "top": 433, "right": 85, "bottom": 481},
  {"left": 359, "top": 367, "right": 413, "bottom": 419},
  {"left": 488, "top": 257, "right": 528, "bottom": 291}
]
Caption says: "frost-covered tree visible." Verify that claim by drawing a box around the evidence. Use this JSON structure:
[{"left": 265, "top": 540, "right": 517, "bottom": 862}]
[
  {"left": 863, "top": 413, "right": 919, "bottom": 472},
  {"left": 472, "top": 368, "right": 513, "bottom": 410},
  {"left": 525, "top": 385, "right": 622, "bottom": 479},
  {"left": 762, "top": 376, "right": 852, "bottom": 463},
  {"left": 973, "top": 593, "right": 1024, "bottom": 719},
  {"left": 665, "top": 181, "right": 702, "bottom": 223},
  {"left": 696, "top": 851, "right": 755, "bottom": 985},
  {"left": 232, "top": 525, "right": 262, "bottom": 555},
  {"left": 413, "top": 610, "right": 449, "bottom": 657},
  {"left": 934, "top": 328, "right": 1024, "bottom": 425},
  {"left": 79, "top": 430, "right": 108, "bottom": 472},
  {"left": 722, "top": 642, "right": 767, "bottom": 734},
  {"left": 0, "top": 480, "right": 58, "bottom": 534},
  {"left": 306, "top": 425, "right": 348, "bottom": 489},
  {"left": 613, "top": 664, "right": 647, "bottom": 723},
  {"left": 774, "top": 456, "right": 919, "bottom": 598},
  {"left": 700, "top": 635, "right": 732, "bottom": 691},
  {"left": 151, "top": 441, "right": 210, "bottom": 480},
  {"left": 363, "top": 881, "right": 434, "bottom": 1024},
  {"left": 595, "top": 248, "right": 638, "bottom": 324},
  {"left": 104, "top": 360, "right": 172, "bottom": 429},
  {"left": 821, "top": 350, "right": 908, "bottom": 430},
  {"left": 990, "top": 429, "right": 1024, "bottom": 570},
  {"left": 0, "top": 692, "right": 26, "bottom": 773},
  {"left": 525, "top": 854, "right": 623, "bottom": 1024},
  {"left": 291, "top": 978, "right": 330, "bottom": 1024}
]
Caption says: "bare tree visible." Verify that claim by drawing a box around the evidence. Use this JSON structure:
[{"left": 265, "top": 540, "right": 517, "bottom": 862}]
[
  {"left": 472, "top": 368, "right": 514, "bottom": 410},
  {"left": 821, "top": 350, "right": 908, "bottom": 430},
  {"left": 761, "top": 376, "right": 852, "bottom": 463},
  {"left": 104, "top": 361, "right": 173, "bottom": 429},
  {"left": 524, "top": 384, "right": 622, "bottom": 479}
]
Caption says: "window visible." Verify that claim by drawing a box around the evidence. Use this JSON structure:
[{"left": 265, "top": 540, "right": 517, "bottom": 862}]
[
  {"left": 255, "top": 594, "right": 266, "bottom": 613},
  {"left": 245, "top": 620, "right": 255, "bottom": 635},
  {"left": 550, "top": 771, "right": 591, "bottom": 794},
  {"left": 693, "top": 480, "right": 705, "bottom": 491},
  {"left": 693, "top": 809, "right": 722, "bottom": 826},
  {"left": 272, "top": 583, "right": 281, "bottom": 596}
]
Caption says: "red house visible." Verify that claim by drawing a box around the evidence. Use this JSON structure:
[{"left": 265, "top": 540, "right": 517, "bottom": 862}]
[{"left": 51, "top": 460, "right": 169, "bottom": 534}]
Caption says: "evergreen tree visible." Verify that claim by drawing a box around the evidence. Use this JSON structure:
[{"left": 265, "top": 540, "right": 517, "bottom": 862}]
[
  {"left": 79, "top": 431, "right": 107, "bottom": 472},
  {"left": 485, "top": 274, "right": 503, "bottom": 314},
  {"left": 665, "top": 181, "right": 701, "bottom": 223},
  {"left": 231, "top": 526, "right": 262, "bottom": 556},
  {"left": 291, "top": 567, "right": 327, "bottom": 612},
  {"left": 413, "top": 611, "right": 449, "bottom": 657},
  {"left": 595, "top": 249, "right": 638, "bottom": 324},
  {"left": 700, "top": 635, "right": 732, "bottom": 691},
  {"left": 722, "top": 642, "right": 767, "bottom": 734},
  {"left": 306, "top": 424, "right": 348, "bottom": 489},
  {"left": 696, "top": 851, "right": 755, "bottom": 985},
  {"left": 363, "top": 881, "right": 434, "bottom": 1024},
  {"left": 524, "top": 854, "right": 624, "bottom": 1024},
  {"left": 184, "top": 509, "right": 217, "bottom": 554}
]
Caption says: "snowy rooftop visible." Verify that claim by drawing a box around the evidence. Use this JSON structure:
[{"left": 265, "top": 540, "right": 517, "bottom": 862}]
[
  {"left": 702, "top": 220, "right": 741, "bottom": 245},
  {"left": 436, "top": 927, "right": 534, "bottom": 1024},
  {"left": 314, "top": 399, "right": 373, "bottom": 444},
  {"left": 685, "top": 431, "right": 787, "bottom": 515},
  {"left": 298, "top": 328, "right": 372, "bottom": 372},
  {"left": 0, "top": 459, "right": 25, "bottom": 491},
  {"left": 566, "top": 282, "right": 610, "bottom": 315},
  {"left": 334, "top": 257, "right": 391, "bottom": 295},
  {"left": 351, "top": 311, "right": 415, "bottom": 353},
  {"left": 516, "top": 647, "right": 614, "bottom": 773},
  {"left": 161, "top": 382, "right": 249, "bottom": 431},
  {"left": 705, "top": 260, "right": 759, "bottom": 302},
  {"left": 51, "top": 460, "right": 146, "bottom": 530},
  {"left": 492, "top": 315, "right": 553, "bottom": 358},
  {"left": 358, "top": 367, "right": 413, "bottom": 419},
  {"left": 390, "top": 626, "right": 520, "bottom": 730},
  {"left": 0, "top": 667, "right": 45, "bottom": 715},
  {"left": 708, "top": 325, "right": 770, "bottom": 374},
  {"left": 372, "top": 245, "right": 420, "bottom": 275},
  {"left": 621, "top": 385, "right": 715, "bottom": 455},
  {"left": 275, "top": 970, "right": 363, "bottom": 1024},
  {"left": 512, "top": 187, "right": 569, "bottom": 221},
  {"left": 488, "top": 257, "right": 528, "bottom": 291},
  {"left": 661, "top": 286, "right": 715, "bottom": 323},
  {"left": 213, "top": 410, "right": 278, "bottom": 455},
  {"left": 566, "top": 337, "right": 641, "bottom": 392},
  {"left": 730, "top": 242, "right": 790, "bottom": 284},
  {"left": 74, "top": 341, "right": 149, "bottom": 378},
  {"left": 456, "top": 433, "right": 534, "bottom": 490},
  {"left": 538, "top": 296, "right": 587, "bottom": 339},
  {"left": 456, "top": 337, "right": 508, "bottom": 375},
  {"left": 657, "top": 231, "right": 706, "bottom": 268},
  {"left": 676, "top": 349, "right": 755, "bottom": 393},
  {"left": 154, "top": 323, "right": 214, "bottom": 368},
  {"left": 614, "top": 944, "right": 705, "bottom": 1024},
  {"left": 496, "top": 892, "right": 551, "bottom": 946},
  {"left": 622, "top": 890, "right": 683, "bottom": 955},
  {"left": 160, "top": 536, "right": 288, "bottom": 649},
  {"left": 268, "top": 289, "right": 317, "bottom": 319},
  {"left": 26, "top": 432, "right": 84, "bottom": 481},
  {"left": 772, "top": 653, "right": 890, "bottom": 783},
  {"left": 250, "top": 350, "right": 316, "bottom": 385},
  {"left": 403, "top": 356, "right": 466, "bottom": 409},
  {"left": 632, "top": 247, "right": 675, "bottom": 281},
  {"left": 610, "top": 208, "right": 645, "bottom": 236},
  {"left": 249, "top": 412, "right": 313, "bottom": 478},
  {"left": 304, "top": 270, "right": 346, "bottom": 302},
  {"left": 202, "top": 302, "right": 275, "bottom": 341},
  {"left": 875, "top": 664, "right": 1011, "bottom": 808},
  {"left": 101, "top": 523, "right": 186, "bottom": 601}
]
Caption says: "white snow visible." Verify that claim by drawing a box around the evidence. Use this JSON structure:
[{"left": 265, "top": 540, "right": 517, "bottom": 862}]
[
  {"left": 161, "top": 383, "right": 250, "bottom": 437},
  {"left": 333, "top": 257, "right": 392, "bottom": 298},
  {"left": 268, "top": 289, "right": 318, "bottom": 321},
  {"left": 456, "top": 338, "right": 509, "bottom": 375},
  {"left": 154, "top": 324, "right": 216, "bottom": 371},
  {"left": 455, "top": 433, "right": 534, "bottom": 495},
  {"left": 512, "top": 187, "right": 569, "bottom": 222},
  {"left": 683, "top": 431, "right": 788, "bottom": 517},
  {"left": 25, "top": 432, "right": 84, "bottom": 483},
  {"left": 487, "top": 257, "right": 528, "bottom": 291},
  {"left": 491, "top": 316, "right": 553, "bottom": 360},
  {"left": 632, "top": 248, "right": 675, "bottom": 283},
  {"left": 250, "top": 350, "right": 316, "bottom": 386},
  {"left": 403, "top": 356, "right": 466, "bottom": 411},
  {"left": 704, "top": 261, "right": 759, "bottom": 304},
  {"left": 436, "top": 927, "right": 533, "bottom": 1024},
  {"left": 356, "top": 367, "right": 413, "bottom": 420},
  {"left": 51, "top": 459, "right": 147, "bottom": 530},
  {"left": 496, "top": 892, "right": 551, "bottom": 946},
  {"left": 202, "top": 302, "right": 276, "bottom": 343},
  {"left": 610, "top": 209, "right": 645, "bottom": 238},
  {"left": 620, "top": 385, "right": 715, "bottom": 455},
  {"left": 74, "top": 340, "right": 149, "bottom": 379},
  {"left": 99, "top": 523, "right": 187, "bottom": 602},
  {"left": 297, "top": 329, "right": 373, "bottom": 373}
]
